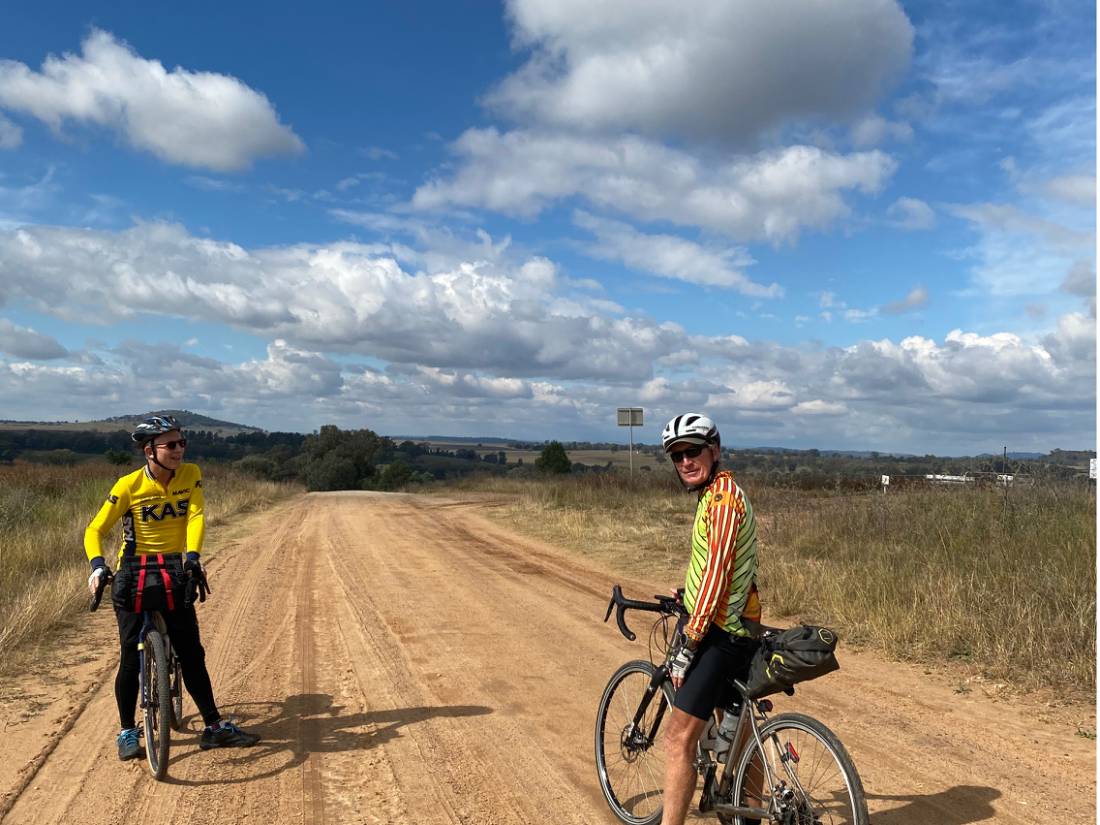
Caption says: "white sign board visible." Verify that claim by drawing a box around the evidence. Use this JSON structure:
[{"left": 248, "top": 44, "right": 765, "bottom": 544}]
[
  {"left": 1090, "top": 458, "right": 1096, "bottom": 480},
  {"left": 881, "top": 475, "right": 890, "bottom": 486},
  {"left": 617, "top": 407, "right": 644, "bottom": 426}
]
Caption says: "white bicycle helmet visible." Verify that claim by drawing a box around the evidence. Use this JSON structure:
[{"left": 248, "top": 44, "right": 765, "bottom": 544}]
[{"left": 661, "top": 413, "right": 719, "bottom": 452}]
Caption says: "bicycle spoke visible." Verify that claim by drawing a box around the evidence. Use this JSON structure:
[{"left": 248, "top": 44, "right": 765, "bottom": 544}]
[
  {"left": 734, "top": 713, "right": 867, "bottom": 825},
  {"left": 595, "top": 660, "right": 670, "bottom": 825}
]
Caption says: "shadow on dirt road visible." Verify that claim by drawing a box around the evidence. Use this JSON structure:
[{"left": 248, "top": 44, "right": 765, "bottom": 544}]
[
  {"left": 867, "top": 784, "right": 1001, "bottom": 824},
  {"left": 164, "top": 692, "right": 492, "bottom": 785}
]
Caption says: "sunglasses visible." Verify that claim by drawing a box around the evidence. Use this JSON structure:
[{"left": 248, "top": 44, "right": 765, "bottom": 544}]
[
  {"left": 154, "top": 439, "right": 188, "bottom": 451},
  {"left": 669, "top": 445, "right": 706, "bottom": 463}
]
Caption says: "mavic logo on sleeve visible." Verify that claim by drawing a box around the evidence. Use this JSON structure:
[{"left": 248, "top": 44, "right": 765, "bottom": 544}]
[
  {"left": 106, "top": 494, "right": 119, "bottom": 504},
  {"left": 140, "top": 499, "right": 190, "bottom": 521}
]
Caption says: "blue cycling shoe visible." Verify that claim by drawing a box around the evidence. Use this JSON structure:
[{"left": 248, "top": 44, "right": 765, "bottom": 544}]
[{"left": 116, "top": 727, "right": 142, "bottom": 760}]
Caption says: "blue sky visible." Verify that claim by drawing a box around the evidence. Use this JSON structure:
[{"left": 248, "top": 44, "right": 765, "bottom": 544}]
[{"left": 0, "top": 0, "right": 1094, "bottom": 453}]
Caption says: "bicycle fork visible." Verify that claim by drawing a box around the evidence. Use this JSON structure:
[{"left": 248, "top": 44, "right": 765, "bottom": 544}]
[
  {"left": 626, "top": 664, "right": 672, "bottom": 749},
  {"left": 137, "top": 612, "right": 169, "bottom": 715}
]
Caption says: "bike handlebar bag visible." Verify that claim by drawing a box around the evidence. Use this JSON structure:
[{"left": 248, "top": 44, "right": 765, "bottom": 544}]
[
  {"left": 744, "top": 625, "right": 840, "bottom": 699},
  {"left": 111, "top": 553, "right": 187, "bottom": 613}
]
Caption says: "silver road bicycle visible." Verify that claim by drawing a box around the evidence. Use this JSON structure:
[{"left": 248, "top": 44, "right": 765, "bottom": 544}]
[{"left": 595, "top": 586, "right": 869, "bottom": 825}]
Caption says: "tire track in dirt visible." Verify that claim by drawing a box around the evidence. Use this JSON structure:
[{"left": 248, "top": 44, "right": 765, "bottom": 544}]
[{"left": 295, "top": 547, "right": 326, "bottom": 825}]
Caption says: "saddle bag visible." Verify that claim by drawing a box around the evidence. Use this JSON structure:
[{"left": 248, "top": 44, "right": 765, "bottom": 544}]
[
  {"left": 745, "top": 625, "right": 840, "bottom": 699},
  {"left": 111, "top": 553, "right": 187, "bottom": 613}
]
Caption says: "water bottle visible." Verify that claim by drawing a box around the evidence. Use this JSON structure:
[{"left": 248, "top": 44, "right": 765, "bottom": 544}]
[{"left": 713, "top": 704, "right": 740, "bottom": 761}]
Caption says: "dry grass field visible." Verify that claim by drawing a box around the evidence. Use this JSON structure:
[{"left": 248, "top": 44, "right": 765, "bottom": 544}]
[
  {"left": 0, "top": 461, "right": 299, "bottom": 673},
  {"left": 439, "top": 471, "right": 1097, "bottom": 699},
  {"left": 416, "top": 440, "right": 667, "bottom": 470}
]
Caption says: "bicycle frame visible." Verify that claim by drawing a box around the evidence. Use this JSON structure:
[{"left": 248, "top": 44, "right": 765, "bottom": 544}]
[
  {"left": 599, "top": 585, "right": 869, "bottom": 825},
  {"left": 701, "top": 682, "right": 785, "bottom": 821}
]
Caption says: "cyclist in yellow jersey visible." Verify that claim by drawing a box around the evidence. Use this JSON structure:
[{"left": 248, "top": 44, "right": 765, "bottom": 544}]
[
  {"left": 85, "top": 415, "right": 259, "bottom": 760},
  {"left": 657, "top": 413, "right": 761, "bottom": 825}
]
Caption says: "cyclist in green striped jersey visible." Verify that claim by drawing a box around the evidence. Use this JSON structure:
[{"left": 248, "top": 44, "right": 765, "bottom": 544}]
[{"left": 658, "top": 413, "right": 762, "bottom": 825}]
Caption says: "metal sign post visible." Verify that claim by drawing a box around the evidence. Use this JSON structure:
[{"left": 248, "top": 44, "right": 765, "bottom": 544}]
[{"left": 616, "top": 407, "right": 644, "bottom": 477}]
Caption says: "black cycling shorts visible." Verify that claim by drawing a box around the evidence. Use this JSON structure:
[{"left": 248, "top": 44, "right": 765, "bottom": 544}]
[{"left": 673, "top": 624, "right": 760, "bottom": 720}]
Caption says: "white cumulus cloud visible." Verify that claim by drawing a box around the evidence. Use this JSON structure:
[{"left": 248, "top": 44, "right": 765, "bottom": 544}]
[
  {"left": 0, "top": 318, "right": 68, "bottom": 359},
  {"left": 886, "top": 197, "right": 935, "bottom": 230},
  {"left": 881, "top": 286, "right": 929, "bottom": 315},
  {"left": 0, "top": 29, "right": 304, "bottom": 171},
  {"left": 414, "top": 130, "right": 895, "bottom": 243},
  {"left": 573, "top": 211, "right": 780, "bottom": 297},
  {"left": 0, "top": 113, "right": 21, "bottom": 149},
  {"left": 491, "top": 0, "right": 913, "bottom": 144}
]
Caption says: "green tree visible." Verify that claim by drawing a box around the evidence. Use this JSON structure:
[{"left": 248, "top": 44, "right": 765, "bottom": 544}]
[
  {"left": 105, "top": 448, "right": 131, "bottom": 466},
  {"left": 305, "top": 454, "right": 358, "bottom": 491},
  {"left": 235, "top": 454, "right": 277, "bottom": 479},
  {"left": 536, "top": 441, "right": 571, "bottom": 474},
  {"left": 378, "top": 459, "right": 413, "bottom": 490}
]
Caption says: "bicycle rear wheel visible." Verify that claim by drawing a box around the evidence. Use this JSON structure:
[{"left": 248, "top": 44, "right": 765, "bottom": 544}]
[
  {"left": 142, "top": 630, "right": 172, "bottom": 779},
  {"left": 730, "top": 712, "right": 868, "bottom": 825},
  {"left": 594, "top": 660, "right": 675, "bottom": 825},
  {"left": 169, "top": 650, "right": 184, "bottom": 731}
]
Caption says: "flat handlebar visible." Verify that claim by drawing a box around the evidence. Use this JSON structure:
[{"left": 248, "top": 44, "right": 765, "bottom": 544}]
[{"left": 603, "top": 584, "right": 685, "bottom": 642}]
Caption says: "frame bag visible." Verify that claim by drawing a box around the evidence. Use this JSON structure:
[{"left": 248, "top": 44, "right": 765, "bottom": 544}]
[
  {"left": 111, "top": 553, "right": 187, "bottom": 613},
  {"left": 745, "top": 625, "right": 840, "bottom": 699}
]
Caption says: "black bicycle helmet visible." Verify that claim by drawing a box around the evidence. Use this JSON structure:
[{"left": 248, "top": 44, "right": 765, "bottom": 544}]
[{"left": 131, "top": 415, "right": 182, "bottom": 445}]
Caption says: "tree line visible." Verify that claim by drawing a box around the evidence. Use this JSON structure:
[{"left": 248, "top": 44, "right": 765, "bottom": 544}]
[{"left": 0, "top": 427, "right": 581, "bottom": 491}]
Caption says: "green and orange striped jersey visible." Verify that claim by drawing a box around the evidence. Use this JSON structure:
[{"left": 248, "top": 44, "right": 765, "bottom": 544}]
[
  {"left": 682, "top": 470, "right": 760, "bottom": 642},
  {"left": 84, "top": 463, "right": 205, "bottom": 562}
]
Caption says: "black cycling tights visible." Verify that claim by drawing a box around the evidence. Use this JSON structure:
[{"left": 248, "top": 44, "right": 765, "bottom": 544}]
[{"left": 114, "top": 606, "right": 220, "bottom": 730}]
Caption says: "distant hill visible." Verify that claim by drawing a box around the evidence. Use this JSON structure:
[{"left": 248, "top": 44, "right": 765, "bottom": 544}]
[
  {"left": 389, "top": 434, "right": 516, "bottom": 445},
  {"left": 0, "top": 409, "right": 263, "bottom": 437}
]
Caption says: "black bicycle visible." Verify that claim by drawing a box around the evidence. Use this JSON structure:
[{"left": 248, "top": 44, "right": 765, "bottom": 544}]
[
  {"left": 595, "top": 585, "right": 869, "bottom": 825},
  {"left": 91, "top": 566, "right": 201, "bottom": 779}
]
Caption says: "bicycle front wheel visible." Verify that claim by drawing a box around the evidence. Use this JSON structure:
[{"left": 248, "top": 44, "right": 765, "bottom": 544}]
[
  {"left": 730, "top": 712, "right": 868, "bottom": 825},
  {"left": 169, "top": 651, "right": 184, "bottom": 731},
  {"left": 594, "top": 660, "right": 675, "bottom": 825},
  {"left": 142, "top": 630, "right": 172, "bottom": 779}
]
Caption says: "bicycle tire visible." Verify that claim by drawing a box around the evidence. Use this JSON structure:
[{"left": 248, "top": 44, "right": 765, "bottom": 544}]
[
  {"left": 594, "top": 660, "right": 675, "bottom": 825},
  {"left": 728, "top": 712, "right": 868, "bottom": 825},
  {"left": 142, "top": 631, "right": 172, "bottom": 779},
  {"left": 169, "top": 651, "right": 184, "bottom": 731}
]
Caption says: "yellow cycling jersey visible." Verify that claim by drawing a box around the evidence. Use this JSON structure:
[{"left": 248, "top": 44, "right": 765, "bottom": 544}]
[{"left": 84, "top": 463, "right": 205, "bottom": 562}]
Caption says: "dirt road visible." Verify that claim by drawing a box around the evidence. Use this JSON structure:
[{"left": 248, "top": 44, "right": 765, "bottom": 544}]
[{"left": 0, "top": 492, "right": 1093, "bottom": 824}]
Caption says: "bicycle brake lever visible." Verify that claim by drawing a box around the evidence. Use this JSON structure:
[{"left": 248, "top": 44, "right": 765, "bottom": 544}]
[{"left": 604, "top": 584, "right": 623, "bottom": 623}]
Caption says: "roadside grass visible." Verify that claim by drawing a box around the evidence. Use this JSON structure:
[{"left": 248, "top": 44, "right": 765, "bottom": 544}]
[
  {"left": 0, "top": 461, "right": 300, "bottom": 672},
  {"left": 439, "top": 471, "right": 1096, "bottom": 697}
]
